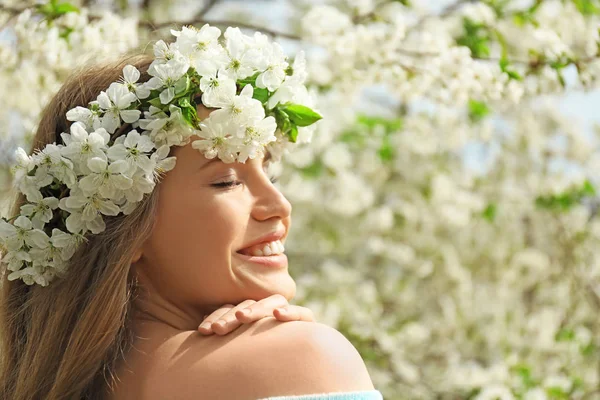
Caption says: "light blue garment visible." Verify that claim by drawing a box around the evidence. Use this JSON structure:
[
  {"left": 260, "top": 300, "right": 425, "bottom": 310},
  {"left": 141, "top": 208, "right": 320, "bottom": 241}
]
[{"left": 257, "top": 390, "right": 383, "bottom": 400}]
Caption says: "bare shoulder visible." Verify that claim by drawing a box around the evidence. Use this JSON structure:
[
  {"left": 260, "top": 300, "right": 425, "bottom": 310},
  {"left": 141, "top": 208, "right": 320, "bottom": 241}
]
[{"left": 145, "top": 317, "right": 375, "bottom": 400}]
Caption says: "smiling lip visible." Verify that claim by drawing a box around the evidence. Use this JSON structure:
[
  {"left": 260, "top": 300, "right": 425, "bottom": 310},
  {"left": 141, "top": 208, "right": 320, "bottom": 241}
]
[
  {"left": 235, "top": 252, "right": 288, "bottom": 268},
  {"left": 237, "top": 228, "right": 286, "bottom": 254}
]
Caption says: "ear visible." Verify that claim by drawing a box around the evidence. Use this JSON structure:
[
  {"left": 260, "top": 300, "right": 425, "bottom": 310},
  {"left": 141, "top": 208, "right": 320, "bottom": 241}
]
[{"left": 131, "top": 248, "right": 143, "bottom": 264}]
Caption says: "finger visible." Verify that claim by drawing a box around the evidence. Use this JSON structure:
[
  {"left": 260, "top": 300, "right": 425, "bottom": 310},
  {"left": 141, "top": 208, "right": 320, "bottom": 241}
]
[
  {"left": 197, "top": 304, "right": 237, "bottom": 334},
  {"left": 234, "top": 294, "right": 289, "bottom": 323},
  {"left": 210, "top": 299, "right": 257, "bottom": 335},
  {"left": 274, "top": 305, "right": 315, "bottom": 322}
]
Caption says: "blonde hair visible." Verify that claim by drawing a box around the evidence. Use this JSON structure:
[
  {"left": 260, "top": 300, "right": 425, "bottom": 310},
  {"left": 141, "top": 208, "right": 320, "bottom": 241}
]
[{"left": 0, "top": 53, "right": 161, "bottom": 399}]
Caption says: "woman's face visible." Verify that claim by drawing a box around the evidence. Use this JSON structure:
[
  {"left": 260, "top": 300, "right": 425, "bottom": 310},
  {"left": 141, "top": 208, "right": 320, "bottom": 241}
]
[{"left": 131, "top": 116, "right": 294, "bottom": 324}]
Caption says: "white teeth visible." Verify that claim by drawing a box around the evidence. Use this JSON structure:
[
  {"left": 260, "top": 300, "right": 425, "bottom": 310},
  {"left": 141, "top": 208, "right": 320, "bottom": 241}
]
[
  {"left": 247, "top": 240, "right": 285, "bottom": 257},
  {"left": 263, "top": 244, "right": 273, "bottom": 256}
]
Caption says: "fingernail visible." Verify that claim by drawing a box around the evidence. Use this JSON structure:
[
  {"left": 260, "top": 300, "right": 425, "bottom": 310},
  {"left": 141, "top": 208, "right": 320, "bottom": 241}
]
[
  {"left": 276, "top": 308, "right": 286, "bottom": 313},
  {"left": 240, "top": 309, "right": 251, "bottom": 316},
  {"left": 213, "top": 320, "right": 225, "bottom": 327},
  {"left": 199, "top": 322, "right": 211, "bottom": 330}
]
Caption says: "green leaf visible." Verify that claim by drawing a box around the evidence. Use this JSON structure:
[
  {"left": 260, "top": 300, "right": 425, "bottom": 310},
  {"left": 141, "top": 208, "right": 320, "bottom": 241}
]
[
  {"left": 252, "top": 87, "right": 270, "bottom": 103},
  {"left": 299, "top": 161, "right": 324, "bottom": 179},
  {"left": 378, "top": 137, "right": 395, "bottom": 162},
  {"left": 281, "top": 104, "right": 323, "bottom": 127},
  {"left": 59, "top": 27, "right": 75, "bottom": 40},
  {"left": 511, "top": 363, "right": 538, "bottom": 389},
  {"left": 54, "top": 3, "right": 80, "bottom": 14},
  {"left": 36, "top": 1, "right": 79, "bottom": 19},
  {"left": 546, "top": 386, "right": 570, "bottom": 399},
  {"left": 572, "top": 0, "right": 600, "bottom": 15},
  {"left": 339, "top": 129, "right": 366, "bottom": 145},
  {"left": 582, "top": 179, "right": 596, "bottom": 195},
  {"left": 536, "top": 180, "right": 596, "bottom": 212},
  {"left": 357, "top": 115, "right": 403, "bottom": 133},
  {"left": 456, "top": 18, "right": 491, "bottom": 58},
  {"left": 289, "top": 124, "right": 299, "bottom": 142},
  {"left": 177, "top": 97, "right": 198, "bottom": 128},
  {"left": 481, "top": 203, "right": 497, "bottom": 222},
  {"left": 237, "top": 73, "right": 260, "bottom": 87},
  {"left": 581, "top": 342, "right": 595, "bottom": 356},
  {"left": 555, "top": 328, "right": 576, "bottom": 342},
  {"left": 148, "top": 97, "right": 164, "bottom": 109},
  {"left": 468, "top": 99, "right": 490, "bottom": 122},
  {"left": 174, "top": 75, "right": 189, "bottom": 96}
]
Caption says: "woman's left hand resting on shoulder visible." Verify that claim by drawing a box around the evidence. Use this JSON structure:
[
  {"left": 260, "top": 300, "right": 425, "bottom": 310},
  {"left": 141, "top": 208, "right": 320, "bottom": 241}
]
[{"left": 197, "top": 294, "right": 316, "bottom": 336}]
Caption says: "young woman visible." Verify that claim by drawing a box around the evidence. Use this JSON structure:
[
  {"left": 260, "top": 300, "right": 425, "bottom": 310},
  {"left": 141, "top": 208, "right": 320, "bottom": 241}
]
[{"left": 0, "top": 25, "right": 383, "bottom": 400}]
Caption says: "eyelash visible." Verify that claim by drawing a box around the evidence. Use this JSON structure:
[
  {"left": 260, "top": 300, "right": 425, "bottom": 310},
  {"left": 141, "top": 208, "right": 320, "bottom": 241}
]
[{"left": 212, "top": 176, "right": 279, "bottom": 188}]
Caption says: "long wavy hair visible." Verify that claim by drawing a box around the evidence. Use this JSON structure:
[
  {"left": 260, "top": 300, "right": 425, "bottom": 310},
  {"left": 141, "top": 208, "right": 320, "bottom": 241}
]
[{"left": 0, "top": 52, "right": 161, "bottom": 400}]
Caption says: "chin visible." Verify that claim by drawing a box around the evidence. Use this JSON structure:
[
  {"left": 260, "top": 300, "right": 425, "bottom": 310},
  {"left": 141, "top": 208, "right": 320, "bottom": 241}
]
[{"left": 258, "top": 278, "right": 297, "bottom": 302}]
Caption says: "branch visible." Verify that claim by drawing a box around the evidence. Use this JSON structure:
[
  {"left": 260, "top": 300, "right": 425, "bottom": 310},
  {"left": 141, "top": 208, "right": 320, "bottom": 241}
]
[
  {"left": 0, "top": 3, "right": 300, "bottom": 40},
  {"left": 394, "top": 46, "right": 600, "bottom": 69},
  {"left": 405, "top": 0, "right": 477, "bottom": 35},
  {"left": 0, "top": 5, "right": 26, "bottom": 15},
  {"left": 352, "top": 0, "right": 398, "bottom": 23},
  {"left": 140, "top": 18, "right": 301, "bottom": 40},
  {"left": 196, "top": 0, "right": 220, "bottom": 18}
]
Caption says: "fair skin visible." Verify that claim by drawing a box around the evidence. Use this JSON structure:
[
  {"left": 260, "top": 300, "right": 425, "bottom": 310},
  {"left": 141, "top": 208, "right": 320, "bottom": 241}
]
[{"left": 130, "top": 137, "right": 300, "bottom": 332}]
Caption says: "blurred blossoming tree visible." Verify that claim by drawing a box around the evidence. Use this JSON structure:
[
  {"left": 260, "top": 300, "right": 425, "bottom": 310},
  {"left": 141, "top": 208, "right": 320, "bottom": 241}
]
[{"left": 2, "top": 0, "right": 600, "bottom": 398}]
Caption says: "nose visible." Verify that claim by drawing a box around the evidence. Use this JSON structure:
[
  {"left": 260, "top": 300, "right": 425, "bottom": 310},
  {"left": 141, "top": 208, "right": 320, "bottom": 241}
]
[{"left": 250, "top": 173, "right": 292, "bottom": 222}]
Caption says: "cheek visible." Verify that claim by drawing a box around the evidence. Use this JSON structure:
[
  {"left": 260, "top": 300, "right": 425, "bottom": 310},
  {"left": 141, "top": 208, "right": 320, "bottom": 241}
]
[{"left": 146, "top": 185, "right": 244, "bottom": 283}]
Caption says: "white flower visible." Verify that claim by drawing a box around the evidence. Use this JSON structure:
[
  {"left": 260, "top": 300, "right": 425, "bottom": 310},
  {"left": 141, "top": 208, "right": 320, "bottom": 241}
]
[
  {"left": 171, "top": 24, "right": 225, "bottom": 62},
  {"left": 60, "top": 122, "right": 110, "bottom": 169},
  {"left": 78, "top": 157, "right": 133, "bottom": 199},
  {"left": 29, "top": 228, "right": 78, "bottom": 267},
  {"left": 267, "top": 53, "right": 312, "bottom": 109},
  {"left": 255, "top": 42, "right": 289, "bottom": 91},
  {"left": 107, "top": 129, "right": 154, "bottom": 174},
  {"left": 138, "top": 105, "right": 194, "bottom": 147},
  {"left": 235, "top": 114, "right": 278, "bottom": 163},
  {"left": 121, "top": 169, "right": 154, "bottom": 203},
  {"left": 0, "top": 216, "right": 49, "bottom": 251},
  {"left": 10, "top": 147, "right": 35, "bottom": 184},
  {"left": 145, "top": 58, "right": 190, "bottom": 104},
  {"left": 147, "top": 39, "right": 183, "bottom": 70},
  {"left": 474, "top": 384, "right": 514, "bottom": 400},
  {"left": 120, "top": 65, "right": 150, "bottom": 99},
  {"left": 96, "top": 82, "right": 141, "bottom": 133},
  {"left": 19, "top": 192, "right": 59, "bottom": 230},
  {"left": 210, "top": 84, "right": 265, "bottom": 126},
  {"left": 191, "top": 118, "right": 238, "bottom": 163},
  {"left": 7, "top": 263, "right": 60, "bottom": 287},
  {"left": 58, "top": 187, "right": 120, "bottom": 235},
  {"left": 222, "top": 27, "right": 261, "bottom": 80},
  {"left": 150, "top": 145, "right": 177, "bottom": 176},
  {"left": 66, "top": 105, "right": 103, "bottom": 132},
  {"left": 14, "top": 158, "right": 54, "bottom": 203},
  {"left": 7, "top": 267, "right": 40, "bottom": 286},
  {"left": 2, "top": 249, "right": 31, "bottom": 273},
  {"left": 33, "top": 143, "right": 76, "bottom": 187},
  {"left": 524, "top": 388, "right": 547, "bottom": 400},
  {"left": 196, "top": 66, "right": 237, "bottom": 108}
]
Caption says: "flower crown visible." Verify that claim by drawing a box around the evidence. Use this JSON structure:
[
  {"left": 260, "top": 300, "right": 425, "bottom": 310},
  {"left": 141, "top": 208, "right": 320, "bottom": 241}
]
[{"left": 0, "top": 24, "right": 322, "bottom": 287}]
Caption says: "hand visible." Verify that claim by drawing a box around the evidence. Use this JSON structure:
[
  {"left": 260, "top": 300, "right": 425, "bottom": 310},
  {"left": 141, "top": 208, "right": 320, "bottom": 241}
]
[{"left": 197, "top": 294, "right": 315, "bottom": 336}]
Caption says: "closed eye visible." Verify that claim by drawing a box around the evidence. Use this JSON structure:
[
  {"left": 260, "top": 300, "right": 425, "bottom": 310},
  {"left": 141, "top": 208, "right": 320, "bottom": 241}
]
[{"left": 211, "top": 175, "right": 278, "bottom": 189}]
